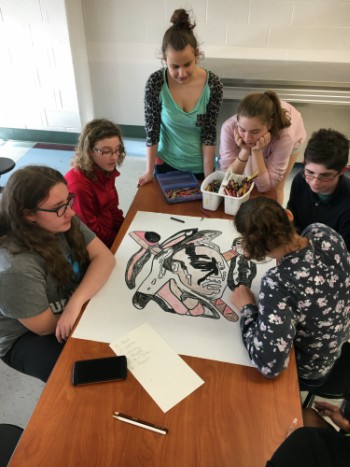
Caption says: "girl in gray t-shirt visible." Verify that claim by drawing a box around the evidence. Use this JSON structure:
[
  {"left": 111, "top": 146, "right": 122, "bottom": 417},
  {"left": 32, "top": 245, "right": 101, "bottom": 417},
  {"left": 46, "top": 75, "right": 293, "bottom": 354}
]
[{"left": 0, "top": 166, "right": 115, "bottom": 381}]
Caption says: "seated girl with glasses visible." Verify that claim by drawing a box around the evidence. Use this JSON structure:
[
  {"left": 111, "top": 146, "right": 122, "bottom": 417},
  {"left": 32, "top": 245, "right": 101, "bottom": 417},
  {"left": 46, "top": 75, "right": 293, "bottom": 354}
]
[
  {"left": 287, "top": 128, "right": 350, "bottom": 250},
  {"left": 230, "top": 197, "right": 350, "bottom": 391},
  {"left": 0, "top": 166, "right": 116, "bottom": 382},
  {"left": 219, "top": 90, "right": 306, "bottom": 205},
  {"left": 65, "top": 119, "right": 125, "bottom": 248}
]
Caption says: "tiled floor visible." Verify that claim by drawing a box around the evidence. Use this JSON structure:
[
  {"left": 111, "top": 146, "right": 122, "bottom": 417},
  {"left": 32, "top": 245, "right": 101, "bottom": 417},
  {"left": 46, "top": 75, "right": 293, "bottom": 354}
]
[{"left": 0, "top": 140, "right": 337, "bottom": 430}]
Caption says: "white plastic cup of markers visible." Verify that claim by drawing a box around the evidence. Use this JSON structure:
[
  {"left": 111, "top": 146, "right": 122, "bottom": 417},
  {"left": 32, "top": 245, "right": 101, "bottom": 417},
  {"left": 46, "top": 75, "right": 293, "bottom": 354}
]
[
  {"left": 200, "top": 171, "right": 225, "bottom": 211},
  {"left": 219, "top": 173, "right": 254, "bottom": 216}
]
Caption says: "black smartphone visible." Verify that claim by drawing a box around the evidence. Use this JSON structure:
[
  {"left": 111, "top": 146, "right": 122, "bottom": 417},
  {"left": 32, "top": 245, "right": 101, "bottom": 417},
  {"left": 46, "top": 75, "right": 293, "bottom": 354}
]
[{"left": 72, "top": 355, "right": 127, "bottom": 386}]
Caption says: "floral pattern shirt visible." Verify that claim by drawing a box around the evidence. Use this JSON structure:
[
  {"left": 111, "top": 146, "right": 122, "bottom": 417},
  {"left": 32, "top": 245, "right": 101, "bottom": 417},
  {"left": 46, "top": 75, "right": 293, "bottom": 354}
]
[{"left": 240, "top": 223, "right": 350, "bottom": 381}]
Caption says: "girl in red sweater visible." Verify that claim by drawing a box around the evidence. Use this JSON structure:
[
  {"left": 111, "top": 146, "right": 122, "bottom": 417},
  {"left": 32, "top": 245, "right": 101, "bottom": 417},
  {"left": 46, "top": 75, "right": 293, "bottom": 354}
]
[{"left": 65, "top": 119, "right": 125, "bottom": 248}]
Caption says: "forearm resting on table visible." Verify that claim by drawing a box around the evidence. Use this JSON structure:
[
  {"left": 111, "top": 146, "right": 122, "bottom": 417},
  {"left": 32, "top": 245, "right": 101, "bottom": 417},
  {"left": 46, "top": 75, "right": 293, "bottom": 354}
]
[
  {"left": 70, "top": 238, "right": 116, "bottom": 310},
  {"left": 19, "top": 308, "right": 59, "bottom": 336},
  {"left": 55, "top": 240, "right": 116, "bottom": 342},
  {"left": 251, "top": 149, "right": 268, "bottom": 178},
  {"left": 228, "top": 149, "right": 250, "bottom": 174}
]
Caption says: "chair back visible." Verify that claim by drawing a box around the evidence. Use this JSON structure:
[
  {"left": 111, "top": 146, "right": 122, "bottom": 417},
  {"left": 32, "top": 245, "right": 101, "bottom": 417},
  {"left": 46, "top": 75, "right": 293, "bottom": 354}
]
[{"left": 0, "top": 423, "right": 24, "bottom": 467}]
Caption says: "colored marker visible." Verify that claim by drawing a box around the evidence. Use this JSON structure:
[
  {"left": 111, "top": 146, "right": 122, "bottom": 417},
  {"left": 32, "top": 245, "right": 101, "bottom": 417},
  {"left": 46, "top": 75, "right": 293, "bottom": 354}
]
[
  {"left": 199, "top": 208, "right": 211, "bottom": 218},
  {"left": 170, "top": 216, "right": 185, "bottom": 223}
]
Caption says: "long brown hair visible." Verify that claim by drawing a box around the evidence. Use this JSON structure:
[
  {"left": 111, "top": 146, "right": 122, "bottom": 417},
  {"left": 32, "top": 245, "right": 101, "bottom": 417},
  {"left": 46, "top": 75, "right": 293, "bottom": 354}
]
[
  {"left": 72, "top": 119, "right": 126, "bottom": 178},
  {"left": 0, "top": 165, "right": 89, "bottom": 285},
  {"left": 237, "top": 90, "right": 291, "bottom": 139},
  {"left": 234, "top": 197, "right": 297, "bottom": 261}
]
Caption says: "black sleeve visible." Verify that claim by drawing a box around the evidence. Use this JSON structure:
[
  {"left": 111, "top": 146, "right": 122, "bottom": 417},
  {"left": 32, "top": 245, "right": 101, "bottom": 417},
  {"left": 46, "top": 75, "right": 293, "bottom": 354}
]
[
  {"left": 201, "top": 72, "right": 223, "bottom": 146},
  {"left": 144, "top": 70, "right": 164, "bottom": 147}
]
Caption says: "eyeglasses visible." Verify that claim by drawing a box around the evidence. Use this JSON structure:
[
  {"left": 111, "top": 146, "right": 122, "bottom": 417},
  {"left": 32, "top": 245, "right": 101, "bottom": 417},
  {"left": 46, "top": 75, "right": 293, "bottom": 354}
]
[
  {"left": 35, "top": 193, "right": 76, "bottom": 217},
  {"left": 93, "top": 146, "right": 124, "bottom": 157},
  {"left": 303, "top": 168, "right": 340, "bottom": 183}
]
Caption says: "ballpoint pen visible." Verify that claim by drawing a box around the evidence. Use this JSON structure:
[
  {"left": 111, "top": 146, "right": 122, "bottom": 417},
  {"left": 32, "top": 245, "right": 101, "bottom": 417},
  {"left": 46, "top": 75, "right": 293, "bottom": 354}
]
[{"left": 113, "top": 412, "right": 168, "bottom": 435}]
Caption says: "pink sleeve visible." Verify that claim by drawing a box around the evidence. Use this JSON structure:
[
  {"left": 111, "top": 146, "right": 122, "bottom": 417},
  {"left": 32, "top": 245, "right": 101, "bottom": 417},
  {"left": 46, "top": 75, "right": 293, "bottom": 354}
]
[
  {"left": 219, "top": 115, "right": 240, "bottom": 170},
  {"left": 253, "top": 103, "right": 306, "bottom": 192},
  {"left": 253, "top": 136, "right": 294, "bottom": 191}
]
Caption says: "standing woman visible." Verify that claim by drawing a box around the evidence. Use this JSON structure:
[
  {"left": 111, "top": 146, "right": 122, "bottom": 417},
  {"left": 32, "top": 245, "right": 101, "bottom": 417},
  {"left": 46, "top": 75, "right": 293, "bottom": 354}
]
[
  {"left": 65, "top": 119, "right": 125, "bottom": 249},
  {"left": 219, "top": 91, "right": 306, "bottom": 204},
  {"left": 138, "top": 8, "right": 223, "bottom": 185},
  {"left": 0, "top": 166, "right": 116, "bottom": 382}
]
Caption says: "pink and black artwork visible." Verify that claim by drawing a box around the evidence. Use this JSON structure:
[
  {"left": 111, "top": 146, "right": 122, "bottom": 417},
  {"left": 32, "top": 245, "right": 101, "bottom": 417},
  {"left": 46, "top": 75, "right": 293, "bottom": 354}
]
[{"left": 125, "top": 228, "right": 257, "bottom": 322}]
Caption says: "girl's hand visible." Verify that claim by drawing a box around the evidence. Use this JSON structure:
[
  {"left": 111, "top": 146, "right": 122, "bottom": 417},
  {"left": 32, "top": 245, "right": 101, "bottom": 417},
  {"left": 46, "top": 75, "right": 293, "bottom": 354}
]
[
  {"left": 137, "top": 171, "right": 153, "bottom": 187},
  {"left": 234, "top": 128, "right": 251, "bottom": 151},
  {"left": 314, "top": 400, "right": 350, "bottom": 433},
  {"left": 55, "top": 304, "right": 80, "bottom": 343},
  {"left": 252, "top": 132, "right": 271, "bottom": 152}
]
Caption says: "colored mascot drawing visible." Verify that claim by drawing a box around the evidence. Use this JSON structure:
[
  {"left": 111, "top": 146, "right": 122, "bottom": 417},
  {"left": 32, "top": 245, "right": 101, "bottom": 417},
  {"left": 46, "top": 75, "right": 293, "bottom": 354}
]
[{"left": 125, "top": 228, "right": 257, "bottom": 322}]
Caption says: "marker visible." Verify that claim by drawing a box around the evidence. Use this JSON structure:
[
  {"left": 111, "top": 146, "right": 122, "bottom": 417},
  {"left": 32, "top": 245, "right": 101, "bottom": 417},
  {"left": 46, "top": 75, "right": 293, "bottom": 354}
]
[
  {"left": 170, "top": 216, "right": 185, "bottom": 223},
  {"left": 199, "top": 208, "right": 211, "bottom": 218},
  {"left": 113, "top": 412, "right": 168, "bottom": 435}
]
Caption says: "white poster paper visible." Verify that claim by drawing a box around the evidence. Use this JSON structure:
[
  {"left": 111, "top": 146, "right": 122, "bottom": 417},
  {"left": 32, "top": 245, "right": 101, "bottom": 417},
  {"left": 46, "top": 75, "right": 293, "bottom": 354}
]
[{"left": 73, "top": 212, "right": 274, "bottom": 367}]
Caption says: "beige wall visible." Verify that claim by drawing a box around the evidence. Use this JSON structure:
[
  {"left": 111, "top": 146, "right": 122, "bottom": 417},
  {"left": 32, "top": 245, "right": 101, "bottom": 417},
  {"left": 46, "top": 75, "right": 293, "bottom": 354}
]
[{"left": 0, "top": 0, "right": 349, "bottom": 132}]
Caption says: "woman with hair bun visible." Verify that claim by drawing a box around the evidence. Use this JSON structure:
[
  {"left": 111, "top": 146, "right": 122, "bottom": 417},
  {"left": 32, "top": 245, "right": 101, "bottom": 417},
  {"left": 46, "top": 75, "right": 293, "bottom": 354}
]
[
  {"left": 138, "top": 8, "right": 223, "bottom": 186},
  {"left": 219, "top": 90, "right": 306, "bottom": 204}
]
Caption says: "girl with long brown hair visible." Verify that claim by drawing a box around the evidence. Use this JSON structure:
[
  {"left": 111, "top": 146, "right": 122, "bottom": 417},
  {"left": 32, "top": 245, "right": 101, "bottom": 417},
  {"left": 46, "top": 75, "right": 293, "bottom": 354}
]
[{"left": 0, "top": 166, "right": 115, "bottom": 381}]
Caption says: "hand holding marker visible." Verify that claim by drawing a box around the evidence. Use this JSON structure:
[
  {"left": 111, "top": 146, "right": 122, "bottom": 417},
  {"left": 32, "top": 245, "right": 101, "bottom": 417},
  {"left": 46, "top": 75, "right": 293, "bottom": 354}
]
[{"left": 223, "top": 171, "right": 259, "bottom": 198}]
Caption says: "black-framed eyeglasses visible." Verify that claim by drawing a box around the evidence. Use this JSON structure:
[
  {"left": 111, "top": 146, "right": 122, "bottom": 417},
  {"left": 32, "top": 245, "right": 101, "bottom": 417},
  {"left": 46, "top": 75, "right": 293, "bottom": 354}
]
[
  {"left": 93, "top": 146, "right": 124, "bottom": 157},
  {"left": 35, "top": 193, "right": 76, "bottom": 217},
  {"left": 303, "top": 168, "right": 340, "bottom": 183}
]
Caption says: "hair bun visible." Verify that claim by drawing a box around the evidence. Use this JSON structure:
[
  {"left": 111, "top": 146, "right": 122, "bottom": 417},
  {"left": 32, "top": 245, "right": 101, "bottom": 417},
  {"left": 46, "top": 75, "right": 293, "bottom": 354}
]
[{"left": 171, "top": 8, "right": 195, "bottom": 30}]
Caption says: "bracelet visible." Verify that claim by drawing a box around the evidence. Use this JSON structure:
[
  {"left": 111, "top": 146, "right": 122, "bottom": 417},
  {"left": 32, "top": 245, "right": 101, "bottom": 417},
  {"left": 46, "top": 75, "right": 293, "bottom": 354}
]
[{"left": 238, "top": 154, "right": 249, "bottom": 163}]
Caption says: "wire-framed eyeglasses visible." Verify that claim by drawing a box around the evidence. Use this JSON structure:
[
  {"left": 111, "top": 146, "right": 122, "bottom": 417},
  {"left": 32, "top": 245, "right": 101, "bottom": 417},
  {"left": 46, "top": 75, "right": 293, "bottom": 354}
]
[
  {"left": 35, "top": 193, "right": 76, "bottom": 217},
  {"left": 303, "top": 168, "right": 340, "bottom": 183},
  {"left": 93, "top": 146, "right": 124, "bottom": 157}
]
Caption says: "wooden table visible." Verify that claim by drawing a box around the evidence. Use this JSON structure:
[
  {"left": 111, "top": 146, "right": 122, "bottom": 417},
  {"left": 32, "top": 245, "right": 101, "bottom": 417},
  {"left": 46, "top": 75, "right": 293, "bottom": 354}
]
[{"left": 10, "top": 181, "right": 302, "bottom": 467}]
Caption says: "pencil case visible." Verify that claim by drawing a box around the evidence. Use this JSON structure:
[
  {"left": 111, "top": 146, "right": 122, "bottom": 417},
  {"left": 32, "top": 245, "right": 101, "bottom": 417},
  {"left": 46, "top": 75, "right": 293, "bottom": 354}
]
[{"left": 156, "top": 171, "right": 202, "bottom": 204}]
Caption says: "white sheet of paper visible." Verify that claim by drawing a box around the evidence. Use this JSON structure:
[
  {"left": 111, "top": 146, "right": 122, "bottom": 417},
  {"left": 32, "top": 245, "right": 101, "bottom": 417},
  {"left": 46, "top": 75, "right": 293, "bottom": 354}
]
[{"left": 110, "top": 323, "right": 205, "bottom": 413}]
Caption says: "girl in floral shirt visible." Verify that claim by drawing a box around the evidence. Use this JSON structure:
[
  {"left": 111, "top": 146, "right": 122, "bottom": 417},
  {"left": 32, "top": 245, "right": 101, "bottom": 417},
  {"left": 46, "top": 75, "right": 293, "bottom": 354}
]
[{"left": 231, "top": 197, "right": 350, "bottom": 390}]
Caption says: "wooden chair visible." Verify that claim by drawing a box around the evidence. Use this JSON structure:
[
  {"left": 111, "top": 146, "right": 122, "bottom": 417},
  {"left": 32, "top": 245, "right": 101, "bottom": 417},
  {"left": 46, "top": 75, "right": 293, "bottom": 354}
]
[{"left": 302, "top": 342, "right": 350, "bottom": 408}]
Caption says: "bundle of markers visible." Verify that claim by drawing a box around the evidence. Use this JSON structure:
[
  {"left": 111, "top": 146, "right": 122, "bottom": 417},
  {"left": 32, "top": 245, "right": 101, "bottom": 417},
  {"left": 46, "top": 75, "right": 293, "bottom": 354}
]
[
  {"left": 204, "top": 179, "right": 221, "bottom": 193},
  {"left": 165, "top": 186, "right": 201, "bottom": 200},
  {"left": 222, "top": 171, "right": 259, "bottom": 198}
]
